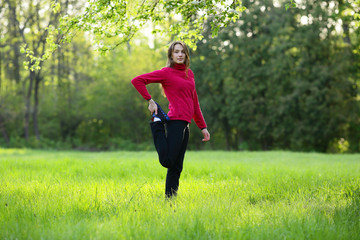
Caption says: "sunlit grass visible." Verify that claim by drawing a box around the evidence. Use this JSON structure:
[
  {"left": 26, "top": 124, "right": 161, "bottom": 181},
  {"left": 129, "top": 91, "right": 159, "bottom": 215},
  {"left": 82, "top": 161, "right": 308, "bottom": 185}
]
[{"left": 0, "top": 149, "right": 359, "bottom": 239}]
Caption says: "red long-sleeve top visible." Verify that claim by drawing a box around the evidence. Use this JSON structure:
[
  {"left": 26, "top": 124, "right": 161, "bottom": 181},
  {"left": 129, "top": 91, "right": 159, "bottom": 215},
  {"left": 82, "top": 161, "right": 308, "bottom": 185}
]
[{"left": 131, "top": 64, "right": 207, "bottom": 130}]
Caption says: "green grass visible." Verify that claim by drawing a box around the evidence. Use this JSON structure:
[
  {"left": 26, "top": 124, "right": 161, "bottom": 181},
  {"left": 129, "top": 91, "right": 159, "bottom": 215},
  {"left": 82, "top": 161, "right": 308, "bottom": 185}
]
[{"left": 0, "top": 149, "right": 359, "bottom": 239}]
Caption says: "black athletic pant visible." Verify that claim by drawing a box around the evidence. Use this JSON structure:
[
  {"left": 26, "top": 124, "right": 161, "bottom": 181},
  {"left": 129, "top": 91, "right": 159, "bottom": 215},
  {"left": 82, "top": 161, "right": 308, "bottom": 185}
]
[{"left": 150, "top": 120, "right": 189, "bottom": 197}]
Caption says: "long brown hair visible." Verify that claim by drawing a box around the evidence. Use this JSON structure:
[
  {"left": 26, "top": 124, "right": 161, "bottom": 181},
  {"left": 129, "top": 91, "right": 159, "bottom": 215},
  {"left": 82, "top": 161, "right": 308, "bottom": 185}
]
[{"left": 166, "top": 41, "right": 190, "bottom": 71}]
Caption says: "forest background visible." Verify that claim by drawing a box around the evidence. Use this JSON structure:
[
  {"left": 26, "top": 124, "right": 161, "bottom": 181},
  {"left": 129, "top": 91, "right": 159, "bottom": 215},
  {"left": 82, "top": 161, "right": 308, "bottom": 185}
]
[{"left": 0, "top": 0, "right": 359, "bottom": 153}]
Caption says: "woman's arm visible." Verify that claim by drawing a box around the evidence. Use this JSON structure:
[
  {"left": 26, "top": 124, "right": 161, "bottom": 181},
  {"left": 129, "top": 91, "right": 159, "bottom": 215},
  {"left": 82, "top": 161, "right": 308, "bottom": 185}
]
[
  {"left": 193, "top": 89, "right": 210, "bottom": 141},
  {"left": 192, "top": 89, "right": 207, "bottom": 130},
  {"left": 131, "top": 69, "right": 167, "bottom": 101}
]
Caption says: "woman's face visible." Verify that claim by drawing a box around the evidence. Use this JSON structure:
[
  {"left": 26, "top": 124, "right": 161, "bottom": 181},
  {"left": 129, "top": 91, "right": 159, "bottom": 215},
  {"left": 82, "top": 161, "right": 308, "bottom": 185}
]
[{"left": 172, "top": 44, "right": 186, "bottom": 64}]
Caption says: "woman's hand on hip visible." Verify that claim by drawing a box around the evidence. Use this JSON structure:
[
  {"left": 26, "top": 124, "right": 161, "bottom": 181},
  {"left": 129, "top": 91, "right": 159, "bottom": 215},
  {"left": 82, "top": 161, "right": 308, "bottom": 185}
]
[
  {"left": 201, "top": 128, "right": 210, "bottom": 142},
  {"left": 148, "top": 99, "right": 158, "bottom": 115}
]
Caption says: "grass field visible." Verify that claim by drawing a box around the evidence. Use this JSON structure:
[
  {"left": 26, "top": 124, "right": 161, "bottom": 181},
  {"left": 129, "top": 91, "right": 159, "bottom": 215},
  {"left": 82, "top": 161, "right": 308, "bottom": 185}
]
[{"left": 0, "top": 149, "right": 359, "bottom": 239}]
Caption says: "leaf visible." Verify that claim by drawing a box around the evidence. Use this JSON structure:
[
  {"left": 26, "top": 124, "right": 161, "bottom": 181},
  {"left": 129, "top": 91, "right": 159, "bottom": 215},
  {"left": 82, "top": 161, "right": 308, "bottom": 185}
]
[
  {"left": 285, "top": 1, "right": 296, "bottom": 11},
  {"left": 285, "top": 4, "right": 290, "bottom": 11}
]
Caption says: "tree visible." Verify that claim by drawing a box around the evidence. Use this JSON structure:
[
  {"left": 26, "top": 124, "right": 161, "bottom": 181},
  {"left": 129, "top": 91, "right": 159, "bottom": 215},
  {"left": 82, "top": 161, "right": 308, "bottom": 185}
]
[
  {"left": 191, "top": 0, "right": 359, "bottom": 152},
  {"left": 26, "top": 0, "right": 246, "bottom": 65},
  {"left": 4, "top": 0, "right": 58, "bottom": 140},
  {"left": 2, "top": 0, "right": 88, "bottom": 142}
]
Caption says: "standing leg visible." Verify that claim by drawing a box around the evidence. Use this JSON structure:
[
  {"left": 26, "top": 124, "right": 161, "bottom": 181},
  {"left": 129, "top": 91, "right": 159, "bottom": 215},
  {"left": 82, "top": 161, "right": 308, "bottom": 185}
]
[{"left": 165, "top": 122, "right": 189, "bottom": 198}]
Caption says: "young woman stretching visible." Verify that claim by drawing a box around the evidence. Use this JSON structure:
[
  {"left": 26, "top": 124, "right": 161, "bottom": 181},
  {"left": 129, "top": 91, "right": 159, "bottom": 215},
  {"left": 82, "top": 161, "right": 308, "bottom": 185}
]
[{"left": 131, "top": 41, "right": 210, "bottom": 198}]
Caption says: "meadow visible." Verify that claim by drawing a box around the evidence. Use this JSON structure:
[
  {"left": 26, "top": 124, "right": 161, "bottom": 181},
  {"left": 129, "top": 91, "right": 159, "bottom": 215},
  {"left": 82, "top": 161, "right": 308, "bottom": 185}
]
[{"left": 0, "top": 149, "right": 359, "bottom": 239}]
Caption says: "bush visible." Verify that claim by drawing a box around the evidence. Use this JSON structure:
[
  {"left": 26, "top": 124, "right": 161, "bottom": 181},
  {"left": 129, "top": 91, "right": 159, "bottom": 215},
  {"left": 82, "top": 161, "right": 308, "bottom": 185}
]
[{"left": 327, "top": 138, "right": 350, "bottom": 153}]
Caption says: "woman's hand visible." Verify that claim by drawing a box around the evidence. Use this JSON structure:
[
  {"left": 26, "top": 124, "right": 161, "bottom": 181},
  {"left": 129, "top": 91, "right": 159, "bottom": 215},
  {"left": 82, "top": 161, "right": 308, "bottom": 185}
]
[
  {"left": 148, "top": 99, "right": 158, "bottom": 115},
  {"left": 201, "top": 128, "right": 210, "bottom": 142}
]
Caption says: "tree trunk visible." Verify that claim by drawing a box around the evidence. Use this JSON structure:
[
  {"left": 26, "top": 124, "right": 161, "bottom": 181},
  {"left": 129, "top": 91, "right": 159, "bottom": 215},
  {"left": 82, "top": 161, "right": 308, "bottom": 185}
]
[
  {"left": 222, "top": 119, "right": 233, "bottom": 150},
  {"left": 342, "top": 22, "right": 351, "bottom": 45},
  {"left": 32, "top": 37, "right": 46, "bottom": 141},
  {"left": 0, "top": 115, "right": 9, "bottom": 144},
  {"left": 65, "top": 48, "right": 71, "bottom": 110},
  {"left": 127, "top": 41, "right": 132, "bottom": 55},
  {"left": 58, "top": 48, "right": 62, "bottom": 87},
  {"left": 33, "top": 74, "right": 40, "bottom": 140},
  {"left": 338, "top": 0, "right": 351, "bottom": 45},
  {"left": 7, "top": 0, "right": 21, "bottom": 84},
  {"left": 262, "top": 140, "right": 268, "bottom": 151},
  {"left": 237, "top": 133, "right": 245, "bottom": 151},
  {"left": 0, "top": 44, "right": 2, "bottom": 89},
  {"left": 0, "top": 43, "right": 7, "bottom": 144},
  {"left": 25, "top": 70, "right": 35, "bottom": 141}
]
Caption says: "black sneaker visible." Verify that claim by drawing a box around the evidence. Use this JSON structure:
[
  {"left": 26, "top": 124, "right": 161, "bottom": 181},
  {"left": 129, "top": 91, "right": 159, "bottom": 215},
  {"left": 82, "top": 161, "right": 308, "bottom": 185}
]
[{"left": 152, "top": 102, "right": 170, "bottom": 123}]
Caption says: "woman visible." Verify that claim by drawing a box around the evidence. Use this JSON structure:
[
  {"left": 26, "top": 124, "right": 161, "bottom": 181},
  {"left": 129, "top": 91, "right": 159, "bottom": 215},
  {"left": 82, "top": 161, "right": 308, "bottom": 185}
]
[{"left": 131, "top": 41, "right": 210, "bottom": 198}]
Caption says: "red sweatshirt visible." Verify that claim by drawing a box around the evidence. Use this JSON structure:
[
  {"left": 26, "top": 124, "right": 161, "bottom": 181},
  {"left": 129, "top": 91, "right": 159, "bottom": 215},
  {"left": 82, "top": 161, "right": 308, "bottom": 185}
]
[{"left": 131, "top": 64, "right": 207, "bottom": 130}]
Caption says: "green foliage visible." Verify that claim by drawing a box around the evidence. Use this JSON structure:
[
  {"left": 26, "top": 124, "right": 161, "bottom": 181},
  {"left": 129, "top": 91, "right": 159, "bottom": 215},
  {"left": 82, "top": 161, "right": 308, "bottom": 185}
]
[
  {"left": 328, "top": 138, "right": 350, "bottom": 153},
  {"left": 285, "top": 0, "right": 296, "bottom": 11},
  {"left": 42, "top": 0, "right": 246, "bottom": 61},
  {"left": 0, "top": 150, "right": 359, "bottom": 239},
  {"left": 69, "top": 40, "right": 166, "bottom": 150},
  {"left": 191, "top": 0, "right": 360, "bottom": 152},
  {"left": 1, "top": 0, "right": 359, "bottom": 152}
]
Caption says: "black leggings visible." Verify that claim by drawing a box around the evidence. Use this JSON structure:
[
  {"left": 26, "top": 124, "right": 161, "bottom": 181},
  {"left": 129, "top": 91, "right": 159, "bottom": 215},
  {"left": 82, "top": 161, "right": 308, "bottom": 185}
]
[{"left": 150, "top": 120, "right": 189, "bottom": 197}]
